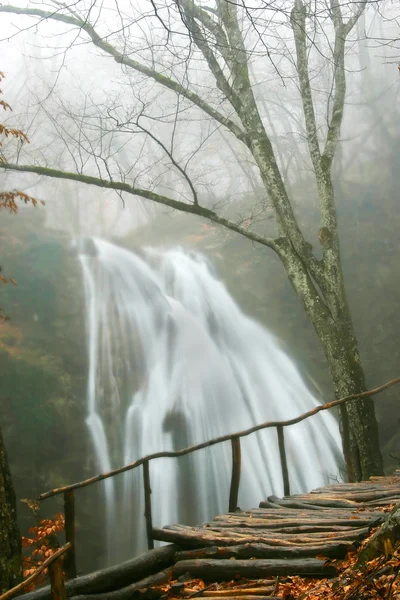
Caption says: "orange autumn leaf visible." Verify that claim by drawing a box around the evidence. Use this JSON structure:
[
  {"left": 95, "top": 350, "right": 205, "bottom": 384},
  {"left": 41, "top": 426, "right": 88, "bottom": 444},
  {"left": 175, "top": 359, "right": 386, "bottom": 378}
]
[{"left": 21, "top": 510, "right": 65, "bottom": 591}]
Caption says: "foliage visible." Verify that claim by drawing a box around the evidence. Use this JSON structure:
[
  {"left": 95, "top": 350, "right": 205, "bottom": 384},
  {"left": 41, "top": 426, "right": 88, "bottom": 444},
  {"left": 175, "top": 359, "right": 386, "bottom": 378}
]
[{"left": 20, "top": 503, "right": 65, "bottom": 591}]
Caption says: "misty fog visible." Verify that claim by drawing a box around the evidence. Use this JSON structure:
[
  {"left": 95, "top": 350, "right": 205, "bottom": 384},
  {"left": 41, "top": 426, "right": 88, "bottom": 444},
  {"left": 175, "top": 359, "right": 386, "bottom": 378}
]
[{"left": 0, "top": 0, "right": 399, "bottom": 573}]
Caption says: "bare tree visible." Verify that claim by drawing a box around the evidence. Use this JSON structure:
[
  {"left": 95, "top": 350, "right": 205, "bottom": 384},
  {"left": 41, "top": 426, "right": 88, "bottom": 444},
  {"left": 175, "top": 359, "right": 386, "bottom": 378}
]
[{"left": 0, "top": 0, "right": 387, "bottom": 480}]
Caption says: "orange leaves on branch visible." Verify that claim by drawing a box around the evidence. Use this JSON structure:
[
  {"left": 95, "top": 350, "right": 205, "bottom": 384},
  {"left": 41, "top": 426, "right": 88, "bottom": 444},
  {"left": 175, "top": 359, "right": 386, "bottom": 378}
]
[
  {"left": 0, "top": 70, "right": 42, "bottom": 219},
  {"left": 21, "top": 513, "right": 65, "bottom": 591},
  {"left": 0, "top": 100, "right": 12, "bottom": 111},
  {"left": 0, "top": 122, "right": 29, "bottom": 146},
  {"left": 0, "top": 71, "right": 29, "bottom": 149},
  {"left": 0, "top": 190, "right": 45, "bottom": 214}
]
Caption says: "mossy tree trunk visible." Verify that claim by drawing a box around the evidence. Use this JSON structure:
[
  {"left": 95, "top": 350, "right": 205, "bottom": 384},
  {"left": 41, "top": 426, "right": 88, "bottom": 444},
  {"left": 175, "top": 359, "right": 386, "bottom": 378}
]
[
  {"left": 312, "top": 316, "right": 383, "bottom": 482},
  {"left": 276, "top": 236, "right": 383, "bottom": 482},
  {"left": 0, "top": 427, "right": 22, "bottom": 593}
]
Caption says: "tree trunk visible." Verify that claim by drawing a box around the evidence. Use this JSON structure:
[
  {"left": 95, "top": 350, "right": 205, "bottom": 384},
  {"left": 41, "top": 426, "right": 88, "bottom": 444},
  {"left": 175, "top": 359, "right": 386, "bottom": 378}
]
[
  {"left": 0, "top": 426, "right": 22, "bottom": 594},
  {"left": 316, "top": 320, "right": 383, "bottom": 482},
  {"left": 275, "top": 240, "right": 383, "bottom": 483}
]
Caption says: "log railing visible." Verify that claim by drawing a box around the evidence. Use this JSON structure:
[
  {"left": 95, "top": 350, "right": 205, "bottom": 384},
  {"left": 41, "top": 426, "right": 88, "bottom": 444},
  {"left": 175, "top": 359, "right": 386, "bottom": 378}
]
[
  {"left": 0, "top": 544, "right": 71, "bottom": 600},
  {"left": 36, "top": 376, "right": 400, "bottom": 580}
]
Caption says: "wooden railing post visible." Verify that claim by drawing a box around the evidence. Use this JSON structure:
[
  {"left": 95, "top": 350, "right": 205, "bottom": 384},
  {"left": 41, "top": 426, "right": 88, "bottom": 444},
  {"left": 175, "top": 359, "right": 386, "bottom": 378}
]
[
  {"left": 143, "top": 459, "right": 154, "bottom": 550},
  {"left": 49, "top": 558, "right": 67, "bottom": 600},
  {"left": 64, "top": 490, "right": 77, "bottom": 579},
  {"left": 229, "top": 436, "right": 241, "bottom": 512},
  {"left": 277, "top": 425, "right": 290, "bottom": 497}
]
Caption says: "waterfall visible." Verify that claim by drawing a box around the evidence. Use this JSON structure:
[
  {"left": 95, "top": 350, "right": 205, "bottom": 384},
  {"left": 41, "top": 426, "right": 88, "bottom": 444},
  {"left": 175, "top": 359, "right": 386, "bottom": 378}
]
[{"left": 78, "top": 237, "right": 343, "bottom": 564}]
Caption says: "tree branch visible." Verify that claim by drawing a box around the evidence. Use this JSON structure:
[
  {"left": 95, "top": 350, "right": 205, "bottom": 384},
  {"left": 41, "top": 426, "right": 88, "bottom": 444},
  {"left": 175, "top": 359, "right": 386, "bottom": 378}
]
[
  {"left": 175, "top": 2, "right": 243, "bottom": 113},
  {"left": 0, "top": 4, "right": 247, "bottom": 142},
  {"left": 321, "top": 31, "right": 346, "bottom": 168},
  {"left": 345, "top": 0, "right": 368, "bottom": 35},
  {"left": 322, "top": 1, "right": 368, "bottom": 166},
  {"left": 291, "top": 1, "right": 324, "bottom": 186},
  {"left": 177, "top": 0, "right": 231, "bottom": 66},
  {"left": 109, "top": 106, "right": 200, "bottom": 206},
  {"left": 0, "top": 161, "right": 278, "bottom": 250}
]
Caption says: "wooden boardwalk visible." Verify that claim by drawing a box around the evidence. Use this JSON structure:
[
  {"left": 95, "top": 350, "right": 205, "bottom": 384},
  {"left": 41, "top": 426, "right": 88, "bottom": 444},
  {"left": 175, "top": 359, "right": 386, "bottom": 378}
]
[
  {"left": 15, "top": 472, "right": 400, "bottom": 600},
  {"left": 153, "top": 472, "right": 400, "bottom": 582}
]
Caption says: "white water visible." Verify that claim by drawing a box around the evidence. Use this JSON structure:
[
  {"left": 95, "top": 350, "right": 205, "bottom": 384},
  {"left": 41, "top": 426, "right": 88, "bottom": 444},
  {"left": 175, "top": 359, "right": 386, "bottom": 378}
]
[{"left": 78, "top": 237, "right": 343, "bottom": 564}]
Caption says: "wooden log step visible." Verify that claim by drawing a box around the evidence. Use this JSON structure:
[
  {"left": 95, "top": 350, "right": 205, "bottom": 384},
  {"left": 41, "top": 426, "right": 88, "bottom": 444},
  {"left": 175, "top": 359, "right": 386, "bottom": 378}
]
[
  {"left": 246, "top": 525, "right": 363, "bottom": 534},
  {"left": 210, "top": 517, "right": 377, "bottom": 527},
  {"left": 263, "top": 495, "right": 361, "bottom": 508},
  {"left": 174, "top": 541, "right": 352, "bottom": 561},
  {"left": 267, "top": 498, "right": 340, "bottom": 511},
  {"left": 153, "top": 526, "right": 362, "bottom": 548},
  {"left": 166, "top": 522, "right": 369, "bottom": 538},
  {"left": 338, "top": 490, "right": 400, "bottom": 501},
  {"left": 259, "top": 497, "right": 359, "bottom": 509},
  {"left": 172, "top": 558, "right": 336, "bottom": 580},
  {"left": 226, "top": 513, "right": 384, "bottom": 524},
  {"left": 217, "top": 509, "right": 381, "bottom": 518},
  {"left": 310, "top": 483, "right": 396, "bottom": 493},
  {"left": 204, "top": 524, "right": 371, "bottom": 535},
  {"left": 209, "top": 517, "right": 380, "bottom": 529},
  {"left": 236, "top": 507, "right": 356, "bottom": 516},
  {"left": 312, "top": 482, "right": 400, "bottom": 491},
  {"left": 238, "top": 508, "right": 385, "bottom": 519},
  {"left": 235, "top": 508, "right": 327, "bottom": 517},
  {"left": 300, "top": 490, "right": 400, "bottom": 502},
  {"left": 197, "top": 525, "right": 371, "bottom": 540},
  {"left": 365, "top": 497, "right": 400, "bottom": 506}
]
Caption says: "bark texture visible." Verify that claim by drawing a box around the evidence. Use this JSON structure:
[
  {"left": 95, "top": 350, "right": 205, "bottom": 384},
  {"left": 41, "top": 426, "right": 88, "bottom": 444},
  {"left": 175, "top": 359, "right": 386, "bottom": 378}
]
[{"left": 0, "top": 427, "right": 22, "bottom": 594}]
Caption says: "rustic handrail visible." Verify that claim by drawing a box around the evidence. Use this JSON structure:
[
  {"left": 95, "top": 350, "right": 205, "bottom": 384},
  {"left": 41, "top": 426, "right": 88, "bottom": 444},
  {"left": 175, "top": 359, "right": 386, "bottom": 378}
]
[
  {"left": 0, "top": 543, "right": 71, "bottom": 600},
  {"left": 39, "top": 376, "right": 400, "bottom": 500},
  {"left": 36, "top": 376, "right": 400, "bottom": 566}
]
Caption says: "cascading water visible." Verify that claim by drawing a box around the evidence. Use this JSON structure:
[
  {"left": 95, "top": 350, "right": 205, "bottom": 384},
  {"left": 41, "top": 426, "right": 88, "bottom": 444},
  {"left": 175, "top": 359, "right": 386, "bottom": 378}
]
[{"left": 78, "top": 237, "right": 343, "bottom": 565}]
